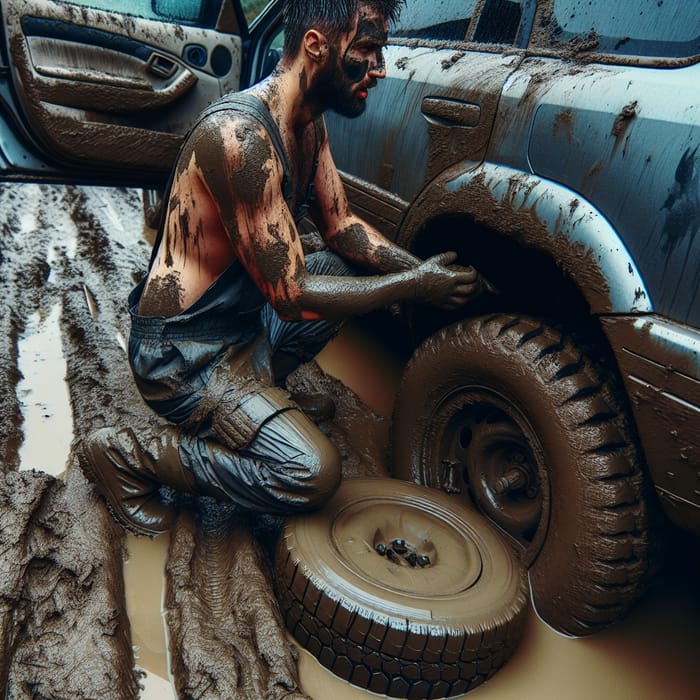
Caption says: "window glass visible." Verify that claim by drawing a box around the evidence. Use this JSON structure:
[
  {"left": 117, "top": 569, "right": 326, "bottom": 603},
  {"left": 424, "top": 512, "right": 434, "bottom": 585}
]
[
  {"left": 549, "top": 0, "right": 700, "bottom": 58},
  {"left": 240, "top": 0, "right": 272, "bottom": 26},
  {"left": 65, "top": 0, "right": 219, "bottom": 27},
  {"left": 391, "top": 0, "right": 477, "bottom": 41},
  {"left": 472, "top": 0, "right": 525, "bottom": 45}
]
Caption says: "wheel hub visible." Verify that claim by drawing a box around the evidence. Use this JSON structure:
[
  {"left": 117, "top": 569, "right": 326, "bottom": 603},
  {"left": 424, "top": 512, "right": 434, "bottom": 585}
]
[
  {"left": 331, "top": 497, "right": 483, "bottom": 597},
  {"left": 375, "top": 537, "right": 433, "bottom": 568},
  {"left": 437, "top": 396, "right": 546, "bottom": 556}
]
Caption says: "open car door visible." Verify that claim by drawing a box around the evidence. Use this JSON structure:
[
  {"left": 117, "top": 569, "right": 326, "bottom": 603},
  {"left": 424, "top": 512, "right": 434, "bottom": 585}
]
[{"left": 0, "top": 0, "right": 246, "bottom": 185}]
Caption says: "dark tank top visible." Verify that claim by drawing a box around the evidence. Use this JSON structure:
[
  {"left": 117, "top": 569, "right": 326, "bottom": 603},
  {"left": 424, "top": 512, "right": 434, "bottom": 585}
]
[{"left": 131, "top": 91, "right": 323, "bottom": 327}]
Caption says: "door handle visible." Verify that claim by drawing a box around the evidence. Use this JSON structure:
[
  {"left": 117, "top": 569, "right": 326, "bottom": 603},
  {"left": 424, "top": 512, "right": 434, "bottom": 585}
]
[
  {"left": 147, "top": 52, "right": 178, "bottom": 79},
  {"left": 422, "top": 97, "right": 481, "bottom": 127}
]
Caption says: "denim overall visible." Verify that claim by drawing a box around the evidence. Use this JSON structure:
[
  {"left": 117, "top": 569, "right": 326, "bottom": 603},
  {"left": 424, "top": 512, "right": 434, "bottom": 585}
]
[{"left": 127, "top": 93, "right": 350, "bottom": 513}]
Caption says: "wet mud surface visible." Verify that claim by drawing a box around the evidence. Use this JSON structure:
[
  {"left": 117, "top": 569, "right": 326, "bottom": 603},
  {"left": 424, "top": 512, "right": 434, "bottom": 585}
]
[
  {"left": 1, "top": 184, "right": 699, "bottom": 700},
  {"left": 0, "top": 183, "right": 390, "bottom": 699}
]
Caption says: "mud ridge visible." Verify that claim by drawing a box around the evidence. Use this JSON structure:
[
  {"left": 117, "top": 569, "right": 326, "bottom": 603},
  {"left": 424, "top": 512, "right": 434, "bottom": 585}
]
[{"left": 165, "top": 505, "right": 310, "bottom": 699}]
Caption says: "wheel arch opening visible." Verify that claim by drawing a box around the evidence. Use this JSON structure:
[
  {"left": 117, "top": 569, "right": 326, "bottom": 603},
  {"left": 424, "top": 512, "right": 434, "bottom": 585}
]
[{"left": 411, "top": 214, "right": 592, "bottom": 325}]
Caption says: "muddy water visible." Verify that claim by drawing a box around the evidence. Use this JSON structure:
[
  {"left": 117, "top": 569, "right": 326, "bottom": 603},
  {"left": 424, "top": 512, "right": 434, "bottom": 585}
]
[
  {"left": 8, "top": 184, "right": 700, "bottom": 700},
  {"left": 17, "top": 304, "right": 72, "bottom": 476}
]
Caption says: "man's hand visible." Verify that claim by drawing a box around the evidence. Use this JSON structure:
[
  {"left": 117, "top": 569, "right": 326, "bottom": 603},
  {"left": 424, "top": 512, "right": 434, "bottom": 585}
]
[{"left": 413, "top": 252, "right": 492, "bottom": 309}]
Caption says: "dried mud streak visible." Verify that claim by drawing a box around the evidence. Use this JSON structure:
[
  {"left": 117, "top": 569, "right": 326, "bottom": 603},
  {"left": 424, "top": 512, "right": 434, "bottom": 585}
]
[
  {"left": 0, "top": 470, "right": 54, "bottom": 694},
  {"left": 166, "top": 507, "right": 310, "bottom": 700}
]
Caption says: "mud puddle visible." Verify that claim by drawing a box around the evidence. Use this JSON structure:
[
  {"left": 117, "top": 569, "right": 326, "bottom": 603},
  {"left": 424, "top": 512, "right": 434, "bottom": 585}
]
[
  {"left": 17, "top": 303, "right": 73, "bottom": 476},
  {"left": 3, "top": 184, "right": 700, "bottom": 700},
  {"left": 123, "top": 534, "right": 175, "bottom": 699}
]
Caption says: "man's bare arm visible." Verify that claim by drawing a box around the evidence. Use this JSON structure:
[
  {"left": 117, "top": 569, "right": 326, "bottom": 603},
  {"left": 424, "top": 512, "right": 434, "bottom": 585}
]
[
  {"left": 311, "top": 120, "right": 493, "bottom": 299},
  {"left": 311, "top": 127, "right": 424, "bottom": 273},
  {"left": 198, "top": 114, "right": 477, "bottom": 321}
]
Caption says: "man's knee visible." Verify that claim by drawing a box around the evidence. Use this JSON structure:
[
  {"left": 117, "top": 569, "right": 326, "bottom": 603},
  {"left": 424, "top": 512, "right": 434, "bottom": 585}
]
[
  {"left": 257, "top": 409, "right": 341, "bottom": 511},
  {"left": 298, "top": 429, "right": 341, "bottom": 509}
]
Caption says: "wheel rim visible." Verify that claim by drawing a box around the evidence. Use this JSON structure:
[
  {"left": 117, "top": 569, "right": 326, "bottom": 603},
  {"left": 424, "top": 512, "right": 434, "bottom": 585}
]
[
  {"left": 425, "top": 387, "right": 549, "bottom": 565},
  {"left": 331, "top": 497, "right": 484, "bottom": 598}
]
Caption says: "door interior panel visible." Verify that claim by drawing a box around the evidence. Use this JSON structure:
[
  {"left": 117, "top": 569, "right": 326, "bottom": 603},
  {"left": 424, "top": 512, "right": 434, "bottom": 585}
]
[{"left": 1, "top": 0, "right": 243, "bottom": 179}]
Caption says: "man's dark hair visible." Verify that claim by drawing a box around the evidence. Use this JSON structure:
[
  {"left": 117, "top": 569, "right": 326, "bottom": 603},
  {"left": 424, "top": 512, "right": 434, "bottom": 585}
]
[{"left": 282, "top": 0, "right": 404, "bottom": 58}]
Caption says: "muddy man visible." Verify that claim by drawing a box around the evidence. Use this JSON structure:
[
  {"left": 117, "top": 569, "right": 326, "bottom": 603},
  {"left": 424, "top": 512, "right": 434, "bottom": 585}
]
[{"left": 78, "top": 0, "right": 484, "bottom": 536}]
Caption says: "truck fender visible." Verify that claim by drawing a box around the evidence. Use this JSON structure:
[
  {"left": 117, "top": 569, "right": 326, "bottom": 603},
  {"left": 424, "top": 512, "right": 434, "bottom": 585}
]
[{"left": 397, "top": 162, "right": 652, "bottom": 315}]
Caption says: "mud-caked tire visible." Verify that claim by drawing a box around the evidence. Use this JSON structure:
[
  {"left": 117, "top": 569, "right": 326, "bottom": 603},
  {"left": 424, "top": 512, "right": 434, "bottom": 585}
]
[
  {"left": 274, "top": 477, "right": 528, "bottom": 699},
  {"left": 391, "top": 314, "right": 655, "bottom": 637}
]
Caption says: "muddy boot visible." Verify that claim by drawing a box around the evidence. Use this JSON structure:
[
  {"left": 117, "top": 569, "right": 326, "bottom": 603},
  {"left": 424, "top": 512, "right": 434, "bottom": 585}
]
[{"left": 77, "top": 425, "right": 198, "bottom": 537}]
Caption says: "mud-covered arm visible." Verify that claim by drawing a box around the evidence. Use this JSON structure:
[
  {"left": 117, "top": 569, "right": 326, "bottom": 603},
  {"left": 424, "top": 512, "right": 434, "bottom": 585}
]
[
  {"left": 198, "top": 114, "right": 476, "bottom": 321},
  {"left": 312, "top": 121, "right": 495, "bottom": 300},
  {"left": 312, "top": 130, "right": 422, "bottom": 273}
]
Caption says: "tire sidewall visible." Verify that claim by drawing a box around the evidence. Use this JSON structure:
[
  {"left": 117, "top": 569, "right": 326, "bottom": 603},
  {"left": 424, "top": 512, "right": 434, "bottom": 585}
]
[{"left": 282, "top": 477, "right": 526, "bottom": 632}]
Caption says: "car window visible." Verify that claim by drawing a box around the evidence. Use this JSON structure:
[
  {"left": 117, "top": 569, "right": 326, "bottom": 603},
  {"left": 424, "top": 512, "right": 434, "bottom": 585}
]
[
  {"left": 391, "top": 0, "right": 476, "bottom": 41},
  {"left": 64, "top": 0, "right": 220, "bottom": 27},
  {"left": 471, "top": 0, "right": 529, "bottom": 45},
  {"left": 240, "top": 0, "right": 272, "bottom": 26},
  {"left": 391, "top": 0, "right": 529, "bottom": 46},
  {"left": 547, "top": 0, "right": 700, "bottom": 59}
]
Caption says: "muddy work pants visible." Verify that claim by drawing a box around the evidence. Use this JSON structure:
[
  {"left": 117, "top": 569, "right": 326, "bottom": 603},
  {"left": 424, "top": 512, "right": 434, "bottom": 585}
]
[{"left": 129, "top": 251, "right": 351, "bottom": 515}]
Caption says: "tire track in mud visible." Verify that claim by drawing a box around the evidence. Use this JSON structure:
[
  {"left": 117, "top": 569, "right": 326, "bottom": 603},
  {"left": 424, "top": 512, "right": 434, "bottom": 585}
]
[
  {"left": 0, "top": 184, "right": 389, "bottom": 699},
  {"left": 0, "top": 184, "right": 141, "bottom": 699},
  {"left": 63, "top": 186, "right": 313, "bottom": 699},
  {"left": 0, "top": 185, "right": 53, "bottom": 468},
  {"left": 0, "top": 185, "right": 304, "bottom": 698}
]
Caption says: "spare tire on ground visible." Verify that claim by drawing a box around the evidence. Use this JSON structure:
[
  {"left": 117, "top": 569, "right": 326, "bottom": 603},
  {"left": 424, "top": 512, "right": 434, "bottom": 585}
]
[{"left": 274, "top": 477, "right": 528, "bottom": 699}]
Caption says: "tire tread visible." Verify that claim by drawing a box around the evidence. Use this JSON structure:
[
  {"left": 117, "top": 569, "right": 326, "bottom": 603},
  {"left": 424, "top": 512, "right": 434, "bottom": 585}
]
[{"left": 391, "top": 313, "right": 656, "bottom": 636}]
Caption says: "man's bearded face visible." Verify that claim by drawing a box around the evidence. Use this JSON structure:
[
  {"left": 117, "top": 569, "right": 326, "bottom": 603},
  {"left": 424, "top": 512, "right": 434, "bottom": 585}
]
[{"left": 318, "top": 7, "right": 388, "bottom": 118}]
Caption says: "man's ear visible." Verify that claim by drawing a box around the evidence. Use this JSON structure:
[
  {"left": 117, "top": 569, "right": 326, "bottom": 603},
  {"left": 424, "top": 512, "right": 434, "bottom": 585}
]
[{"left": 303, "top": 29, "right": 329, "bottom": 64}]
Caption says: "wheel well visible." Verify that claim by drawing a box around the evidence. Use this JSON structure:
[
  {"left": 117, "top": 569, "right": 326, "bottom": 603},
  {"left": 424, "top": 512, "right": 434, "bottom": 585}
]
[{"left": 407, "top": 214, "right": 612, "bottom": 358}]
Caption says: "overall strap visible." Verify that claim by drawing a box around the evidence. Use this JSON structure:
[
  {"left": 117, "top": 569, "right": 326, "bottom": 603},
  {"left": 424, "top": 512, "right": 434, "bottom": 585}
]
[{"left": 295, "top": 116, "right": 324, "bottom": 222}]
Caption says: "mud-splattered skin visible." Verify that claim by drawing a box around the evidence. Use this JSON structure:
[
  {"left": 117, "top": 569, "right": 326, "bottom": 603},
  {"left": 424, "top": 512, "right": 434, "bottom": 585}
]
[
  {"left": 312, "top": 10, "right": 389, "bottom": 119},
  {"left": 139, "top": 4, "right": 481, "bottom": 321}
]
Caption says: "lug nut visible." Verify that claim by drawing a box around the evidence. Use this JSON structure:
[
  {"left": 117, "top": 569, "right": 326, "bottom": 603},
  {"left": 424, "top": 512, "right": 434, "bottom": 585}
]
[
  {"left": 493, "top": 468, "right": 528, "bottom": 495},
  {"left": 391, "top": 538, "right": 408, "bottom": 554}
]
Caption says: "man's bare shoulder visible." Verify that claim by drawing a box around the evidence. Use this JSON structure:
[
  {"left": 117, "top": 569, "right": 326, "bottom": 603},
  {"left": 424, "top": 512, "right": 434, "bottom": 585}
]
[{"left": 186, "top": 109, "right": 282, "bottom": 203}]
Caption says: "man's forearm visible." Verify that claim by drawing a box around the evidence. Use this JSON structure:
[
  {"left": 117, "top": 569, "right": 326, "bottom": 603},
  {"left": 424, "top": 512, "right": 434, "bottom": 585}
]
[
  {"left": 327, "top": 220, "right": 422, "bottom": 273},
  {"left": 291, "top": 270, "right": 418, "bottom": 320}
]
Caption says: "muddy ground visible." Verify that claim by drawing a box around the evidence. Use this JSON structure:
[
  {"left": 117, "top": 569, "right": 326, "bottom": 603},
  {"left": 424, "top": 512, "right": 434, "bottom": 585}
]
[
  {"left": 1, "top": 184, "right": 700, "bottom": 700},
  {"left": 0, "top": 183, "right": 391, "bottom": 700}
]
